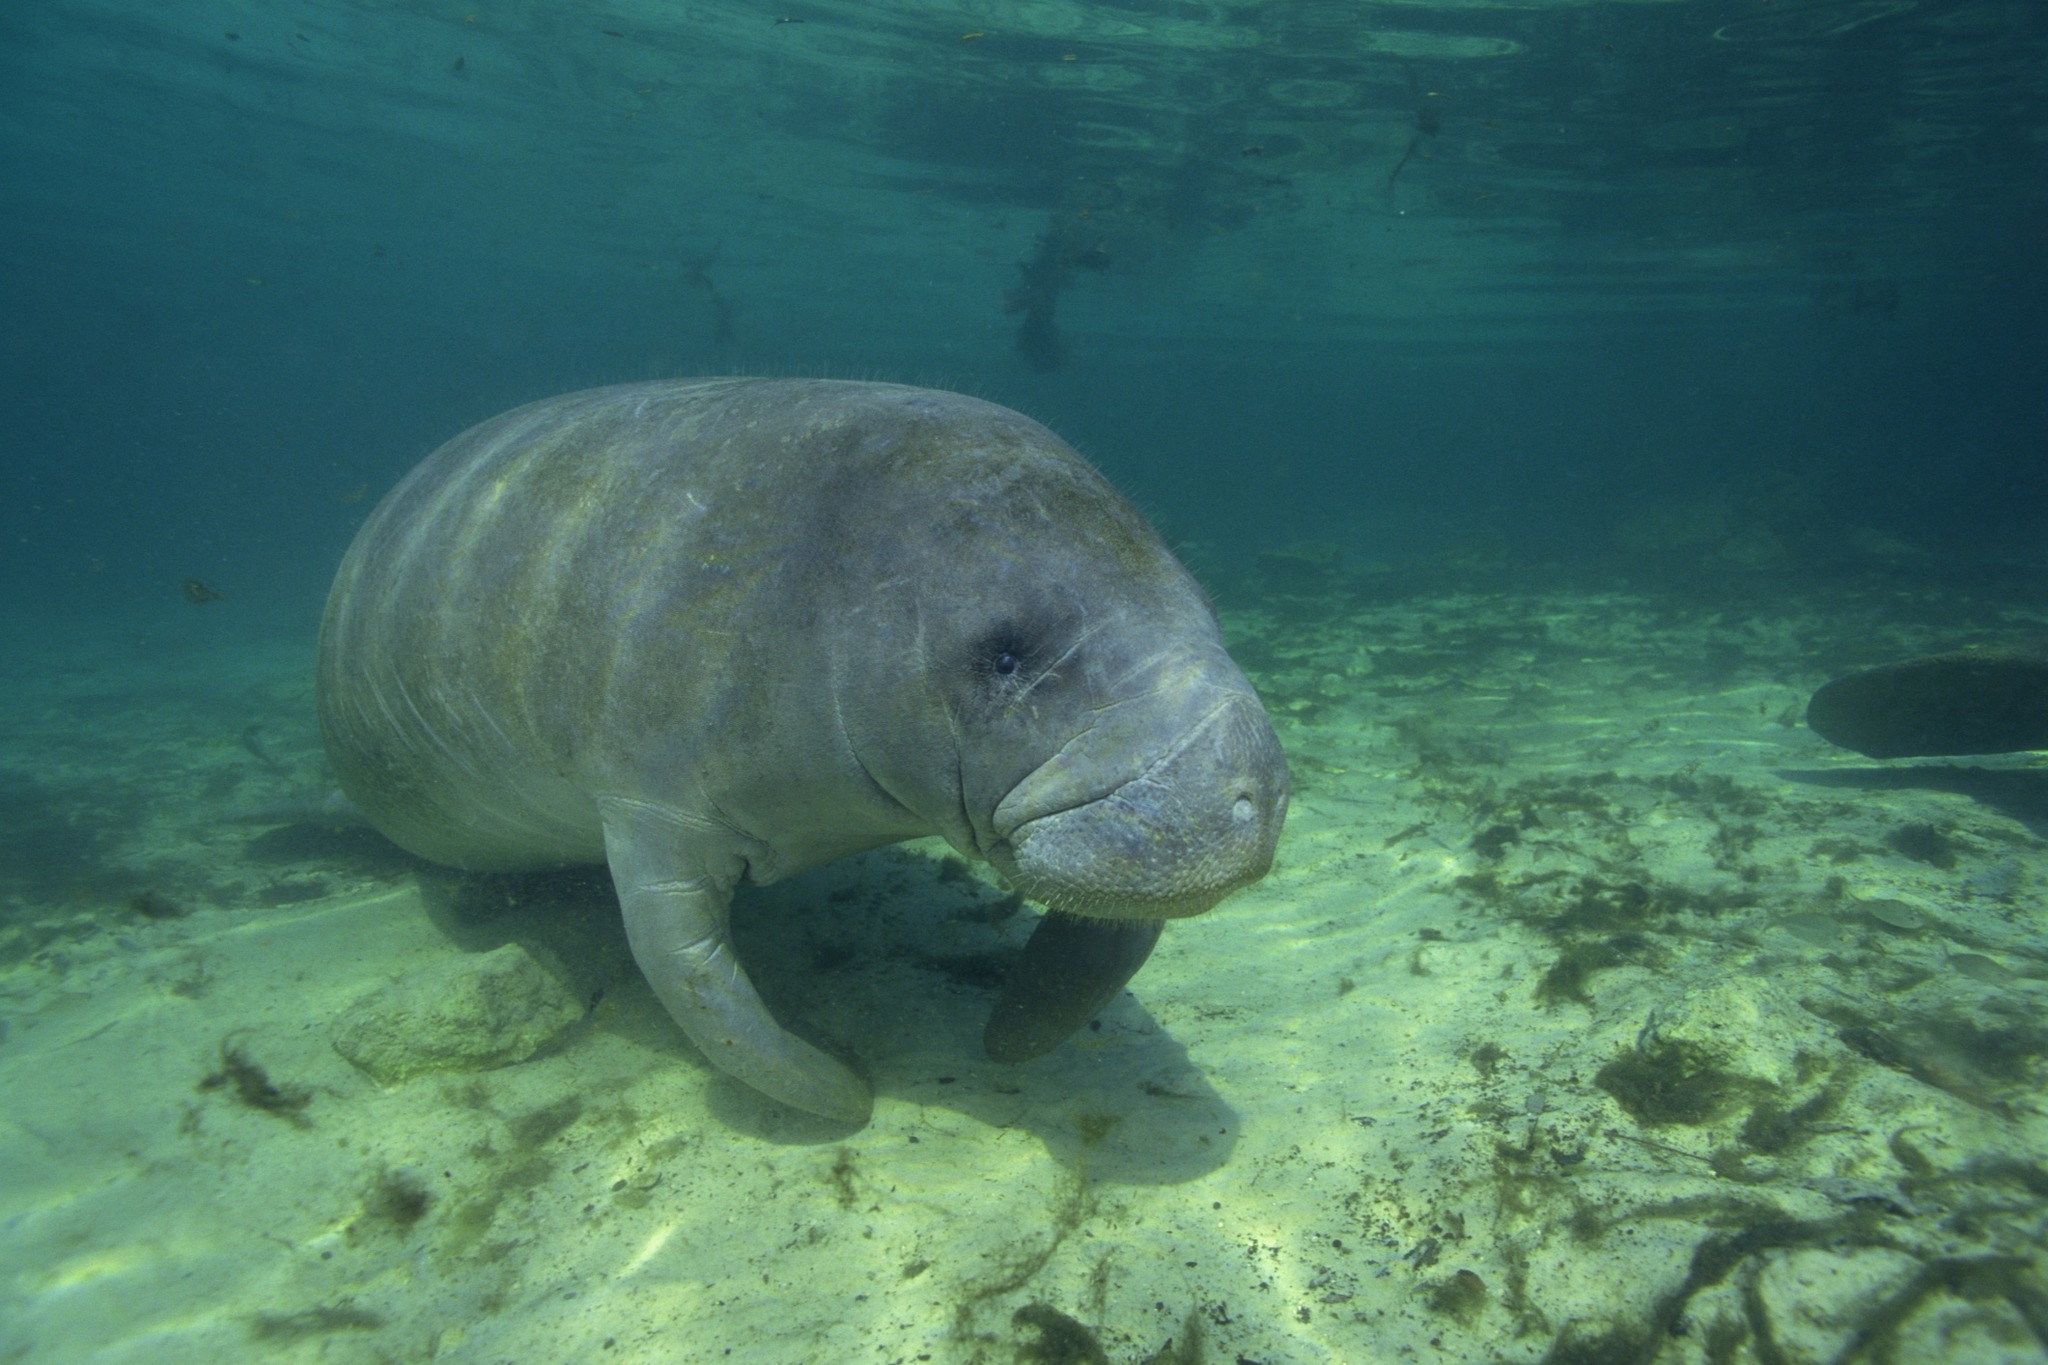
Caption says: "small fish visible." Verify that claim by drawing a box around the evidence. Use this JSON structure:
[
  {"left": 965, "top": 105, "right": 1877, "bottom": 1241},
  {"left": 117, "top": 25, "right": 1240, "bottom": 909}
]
[{"left": 182, "top": 578, "right": 226, "bottom": 604}]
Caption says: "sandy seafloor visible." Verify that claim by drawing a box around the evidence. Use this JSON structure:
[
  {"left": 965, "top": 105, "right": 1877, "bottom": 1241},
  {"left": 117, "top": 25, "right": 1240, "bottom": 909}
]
[{"left": 2, "top": 550, "right": 2045, "bottom": 1365}]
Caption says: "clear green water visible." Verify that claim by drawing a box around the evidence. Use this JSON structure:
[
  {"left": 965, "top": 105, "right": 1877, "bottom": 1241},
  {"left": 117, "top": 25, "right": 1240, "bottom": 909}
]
[{"left": 2, "top": 2, "right": 2044, "bottom": 1361}]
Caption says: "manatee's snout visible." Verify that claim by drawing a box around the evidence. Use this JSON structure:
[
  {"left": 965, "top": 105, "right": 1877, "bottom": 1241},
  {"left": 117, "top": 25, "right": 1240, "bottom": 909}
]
[{"left": 991, "top": 686, "right": 1288, "bottom": 919}]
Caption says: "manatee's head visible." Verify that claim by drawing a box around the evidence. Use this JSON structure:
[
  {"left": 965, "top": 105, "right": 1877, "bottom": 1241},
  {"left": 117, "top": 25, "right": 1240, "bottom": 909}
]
[
  {"left": 816, "top": 387, "right": 1288, "bottom": 922},
  {"left": 970, "top": 634, "right": 1287, "bottom": 921}
]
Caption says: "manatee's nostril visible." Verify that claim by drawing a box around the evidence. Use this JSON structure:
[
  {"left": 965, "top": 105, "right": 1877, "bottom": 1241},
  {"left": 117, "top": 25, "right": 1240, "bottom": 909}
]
[{"left": 1233, "top": 795, "right": 1255, "bottom": 823}]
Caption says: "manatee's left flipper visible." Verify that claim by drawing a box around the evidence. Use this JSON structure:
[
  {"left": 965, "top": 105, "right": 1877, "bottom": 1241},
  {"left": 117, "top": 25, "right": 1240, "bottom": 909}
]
[
  {"left": 985, "top": 913, "right": 1164, "bottom": 1064},
  {"left": 1807, "top": 649, "right": 2048, "bottom": 758},
  {"left": 600, "top": 800, "right": 873, "bottom": 1124}
]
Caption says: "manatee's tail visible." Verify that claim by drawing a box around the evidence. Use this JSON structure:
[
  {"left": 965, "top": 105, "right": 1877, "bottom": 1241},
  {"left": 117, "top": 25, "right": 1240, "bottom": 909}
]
[
  {"left": 1806, "top": 648, "right": 2048, "bottom": 758},
  {"left": 984, "top": 913, "right": 1164, "bottom": 1064}
]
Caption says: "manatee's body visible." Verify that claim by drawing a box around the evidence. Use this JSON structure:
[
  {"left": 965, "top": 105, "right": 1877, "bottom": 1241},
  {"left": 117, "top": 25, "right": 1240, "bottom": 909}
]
[{"left": 318, "top": 379, "right": 1288, "bottom": 1122}]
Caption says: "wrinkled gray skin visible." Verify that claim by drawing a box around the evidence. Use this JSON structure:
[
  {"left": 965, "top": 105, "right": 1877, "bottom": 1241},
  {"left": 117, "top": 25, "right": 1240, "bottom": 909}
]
[{"left": 318, "top": 379, "right": 1288, "bottom": 1123}]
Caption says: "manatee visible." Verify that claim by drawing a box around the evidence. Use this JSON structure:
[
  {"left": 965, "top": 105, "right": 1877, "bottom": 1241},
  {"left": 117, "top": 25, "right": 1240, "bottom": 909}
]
[
  {"left": 317, "top": 379, "right": 1289, "bottom": 1123},
  {"left": 1806, "top": 647, "right": 2048, "bottom": 758}
]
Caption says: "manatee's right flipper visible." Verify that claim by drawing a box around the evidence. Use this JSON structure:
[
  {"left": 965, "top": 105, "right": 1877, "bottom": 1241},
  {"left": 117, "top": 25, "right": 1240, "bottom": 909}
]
[
  {"left": 1806, "top": 649, "right": 2048, "bottom": 758},
  {"left": 985, "top": 913, "right": 1164, "bottom": 1064},
  {"left": 600, "top": 800, "right": 872, "bottom": 1124}
]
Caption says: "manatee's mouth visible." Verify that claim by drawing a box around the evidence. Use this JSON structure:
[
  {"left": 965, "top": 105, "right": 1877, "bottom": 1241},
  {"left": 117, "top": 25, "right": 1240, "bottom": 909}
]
[
  {"left": 985, "top": 690, "right": 1286, "bottom": 920},
  {"left": 987, "top": 797, "right": 1262, "bottom": 921}
]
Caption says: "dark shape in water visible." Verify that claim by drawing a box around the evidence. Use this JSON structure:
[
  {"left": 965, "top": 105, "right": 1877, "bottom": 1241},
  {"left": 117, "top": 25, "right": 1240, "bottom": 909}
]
[
  {"left": 1387, "top": 66, "right": 1441, "bottom": 191},
  {"left": 1004, "top": 214, "right": 1111, "bottom": 372},
  {"left": 182, "top": 578, "right": 226, "bottom": 604},
  {"left": 679, "top": 246, "right": 738, "bottom": 348},
  {"left": 130, "top": 888, "right": 188, "bottom": 919},
  {"left": 1806, "top": 649, "right": 2048, "bottom": 757}
]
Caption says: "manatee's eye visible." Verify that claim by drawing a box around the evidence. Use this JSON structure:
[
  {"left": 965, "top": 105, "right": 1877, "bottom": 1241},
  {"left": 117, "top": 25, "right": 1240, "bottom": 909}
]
[{"left": 973, "top": 629, "right": 1037, "bottom": 689}]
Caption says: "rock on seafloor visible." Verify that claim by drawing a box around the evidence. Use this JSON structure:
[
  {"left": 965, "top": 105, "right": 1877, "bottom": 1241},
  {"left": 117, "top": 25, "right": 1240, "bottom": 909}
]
[{"left": 331, "top": 942, "right": 582, "bottom": 1084}]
